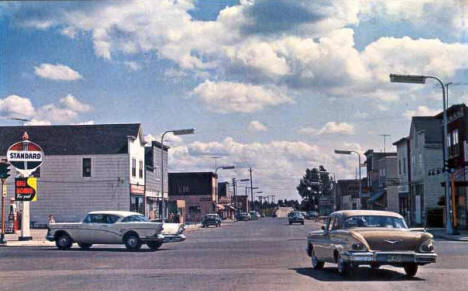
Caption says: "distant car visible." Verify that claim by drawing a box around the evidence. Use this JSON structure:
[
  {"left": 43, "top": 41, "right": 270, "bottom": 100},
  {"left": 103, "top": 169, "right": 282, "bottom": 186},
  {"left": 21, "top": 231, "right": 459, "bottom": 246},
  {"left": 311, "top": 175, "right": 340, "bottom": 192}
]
[
  {"left": 289, "top": 212, "right": 305, "bottom": 225},
  {"left": 201, "top": 214, "right": 222, "bottom": 228},
  {"left": 306, "top": 210, "right": 437, "bottom": 277},
  {"left": 249, "top": 211, "right": 260, "bottom": 220},
  {"left": 236, "top": 212, "right": 251, "bottom": 221},
  {"left": 46, "top": 211, "right": 186, "bottom": 251},
  {"left": 307, "top": 211, "right": 319, "bottom": 220}
]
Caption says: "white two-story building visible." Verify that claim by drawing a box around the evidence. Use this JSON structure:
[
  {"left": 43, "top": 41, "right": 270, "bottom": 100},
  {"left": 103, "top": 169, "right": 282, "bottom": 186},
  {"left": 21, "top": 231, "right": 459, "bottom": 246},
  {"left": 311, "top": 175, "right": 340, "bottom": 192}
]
[{"left": 0, "top": 124, "right": 147, "bottom": 225}]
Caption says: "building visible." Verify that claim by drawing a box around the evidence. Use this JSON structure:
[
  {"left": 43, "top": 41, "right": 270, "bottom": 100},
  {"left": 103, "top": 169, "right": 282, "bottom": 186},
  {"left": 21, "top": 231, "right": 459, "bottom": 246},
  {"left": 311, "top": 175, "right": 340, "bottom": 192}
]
[
  {"left": 335, "top": 179, "right": 368, "bottom": 210},
  {"left": 408, "top": 116, "right": 444, "bottom": 225},
  {"left": 393, "top": 137, "right": 411, "bottom": 223},
  {"left": 364, "top": 150, "right": 398, "bottom": 211},
  {"left": 232, "top": 195, "right": 249, "bottom": 213},
  {"left": 168, "top": 172, "right": 218, "bottom": 222},
  {"left": 144, "top": 141, "right": 169, "bottom": 219},
  {"left": 217, "top": 181, "right": 235, "bottom": 219},
  {"left": 435, "top": 104, "right": 468, "bottom": 229},
  {"left": 0, "top": 124, "right": 146, "bottom": 225}
]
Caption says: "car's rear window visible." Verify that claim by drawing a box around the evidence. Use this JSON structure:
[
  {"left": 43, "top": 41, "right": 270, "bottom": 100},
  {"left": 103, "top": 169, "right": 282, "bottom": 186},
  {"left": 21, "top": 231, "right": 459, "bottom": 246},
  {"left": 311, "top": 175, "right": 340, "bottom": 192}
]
[{"left": 344, "top": 215, "right": 407, "bottom": 229}]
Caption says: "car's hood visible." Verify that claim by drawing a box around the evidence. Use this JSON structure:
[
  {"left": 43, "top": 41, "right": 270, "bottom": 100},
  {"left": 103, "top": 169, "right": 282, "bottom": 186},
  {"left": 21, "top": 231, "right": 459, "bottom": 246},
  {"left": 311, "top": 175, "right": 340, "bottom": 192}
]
[{"left": 350, "top": 228, "right": 432, "bottom": 251}]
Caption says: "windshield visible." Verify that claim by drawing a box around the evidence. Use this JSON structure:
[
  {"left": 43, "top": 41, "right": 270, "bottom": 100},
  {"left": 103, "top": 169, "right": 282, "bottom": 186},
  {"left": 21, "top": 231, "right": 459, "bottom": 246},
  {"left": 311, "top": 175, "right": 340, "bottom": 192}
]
[{"left": 344, "top": 215, "right": 408, "bottom": 229}]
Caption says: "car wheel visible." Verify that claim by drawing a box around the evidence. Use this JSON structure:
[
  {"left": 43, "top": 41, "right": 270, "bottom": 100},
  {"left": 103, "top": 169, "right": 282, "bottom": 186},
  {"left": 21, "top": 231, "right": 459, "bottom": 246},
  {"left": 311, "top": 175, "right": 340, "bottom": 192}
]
[
  {"left": 147, "top": 241, "right": 162, "bottom": 251},
  {"left": 55, "top": 233, "right": 72, "bottom": 250},
  {"left": 124, "top": 233, "right": 142, "bottom": 251},
  {"left": 311, "top": 250, "right": 324, "bottom": 270},
  {"left": 78, "top": 242, "right": 92, "bottom": 250},
  {"left": 337, "top": 255, "right": 356, "bottom": 277},
  {"left": 403, "top": 263, "right": 418, "bottom": 277}
]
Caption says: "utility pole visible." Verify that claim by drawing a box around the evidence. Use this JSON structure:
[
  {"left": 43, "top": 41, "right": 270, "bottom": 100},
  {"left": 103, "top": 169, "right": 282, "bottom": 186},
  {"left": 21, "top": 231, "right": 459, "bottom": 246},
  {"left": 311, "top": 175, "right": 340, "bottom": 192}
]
[
  {"left": 232, "top": 178, "right": 236, "bottom": 211},
  {"left": 249, "top": 167, "right": 254, "bottom": 211},
  {"left": 380, "top": 134, "right": 390, "bottom": 153},
  {"left": 0, "top": 178, "right": 6, "bottom": 244}
]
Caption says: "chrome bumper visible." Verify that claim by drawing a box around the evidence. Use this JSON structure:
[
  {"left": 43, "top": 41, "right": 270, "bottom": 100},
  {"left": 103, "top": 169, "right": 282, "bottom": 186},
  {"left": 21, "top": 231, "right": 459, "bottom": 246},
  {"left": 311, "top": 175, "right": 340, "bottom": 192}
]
[
  {"left": 342, "top": 251, "right": 437, "bottom": 265},
  {"left": 162, "top": 234, "right": 186, "bottom": 243},
  {"left": 141, "top": 234, "right": 165, "bottom": 243}
]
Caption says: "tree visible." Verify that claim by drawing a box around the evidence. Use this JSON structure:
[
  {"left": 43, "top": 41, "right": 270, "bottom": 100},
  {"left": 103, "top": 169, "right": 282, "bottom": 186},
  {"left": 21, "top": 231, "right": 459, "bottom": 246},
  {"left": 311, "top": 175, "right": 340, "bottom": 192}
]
[{"left": 297, "top": 166, "right": 333, "bottom": 212}]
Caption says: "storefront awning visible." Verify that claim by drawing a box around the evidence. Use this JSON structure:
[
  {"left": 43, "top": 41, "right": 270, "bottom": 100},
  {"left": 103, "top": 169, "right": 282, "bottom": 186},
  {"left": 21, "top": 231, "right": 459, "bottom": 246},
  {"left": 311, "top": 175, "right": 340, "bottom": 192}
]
[{"left": 369, "top": 191, "right": 384, "bottom": 203}]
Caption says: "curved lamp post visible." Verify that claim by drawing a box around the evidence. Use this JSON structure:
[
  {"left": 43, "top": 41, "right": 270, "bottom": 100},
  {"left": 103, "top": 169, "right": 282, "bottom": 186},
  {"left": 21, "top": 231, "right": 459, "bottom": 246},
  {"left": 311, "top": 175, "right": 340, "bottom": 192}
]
[
  {"left": 390, "top": 73, "right": 454, "bottom": 235},
  {"left": 161, "top": 128, "right": 194, "bottom": 220}
]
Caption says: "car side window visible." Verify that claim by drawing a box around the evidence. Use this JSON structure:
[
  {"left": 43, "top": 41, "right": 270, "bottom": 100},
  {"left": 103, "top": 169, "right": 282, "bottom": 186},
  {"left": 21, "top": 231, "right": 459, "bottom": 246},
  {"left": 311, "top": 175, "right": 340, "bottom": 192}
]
[
  {"left": 105, "top": 215, "right": 120, "bottom": 224},
  {"left": 331, "top": 215, "right": 341, "bottom": 230},
  {"left": 85, "top": 214, "right": 107, "bottom": 224},
  {"left": 121, "top": 215, "right": 149, "bottom": 222}
]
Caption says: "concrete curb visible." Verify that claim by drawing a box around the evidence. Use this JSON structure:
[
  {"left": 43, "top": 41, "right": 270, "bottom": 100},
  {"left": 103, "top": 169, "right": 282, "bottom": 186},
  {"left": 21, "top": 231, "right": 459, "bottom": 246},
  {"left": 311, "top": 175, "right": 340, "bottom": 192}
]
[{"left": 0, "top": 240, "right": 55, "bottom": 247}]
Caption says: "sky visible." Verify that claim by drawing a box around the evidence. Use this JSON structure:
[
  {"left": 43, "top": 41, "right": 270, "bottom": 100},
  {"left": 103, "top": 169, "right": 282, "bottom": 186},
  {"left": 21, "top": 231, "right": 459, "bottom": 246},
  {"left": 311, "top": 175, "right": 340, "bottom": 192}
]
[{"left": 1, "top": 0, "right": 468, "bottom": 201}]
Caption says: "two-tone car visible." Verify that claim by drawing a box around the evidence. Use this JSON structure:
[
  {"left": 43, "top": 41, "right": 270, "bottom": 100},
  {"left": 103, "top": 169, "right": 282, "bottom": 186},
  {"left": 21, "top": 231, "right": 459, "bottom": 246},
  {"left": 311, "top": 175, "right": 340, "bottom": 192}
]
[
  {"left": 46, "top": 211, "right": 186, "bottom": 251},
  {"left": 289, "top": 211, "right": 305, "bottom": 225},
  {"left": 201, "top": 214, "right": 222, "bottom": 228},
  {"left": 306, "top": 210, "right": 436, "bottom": 277}
]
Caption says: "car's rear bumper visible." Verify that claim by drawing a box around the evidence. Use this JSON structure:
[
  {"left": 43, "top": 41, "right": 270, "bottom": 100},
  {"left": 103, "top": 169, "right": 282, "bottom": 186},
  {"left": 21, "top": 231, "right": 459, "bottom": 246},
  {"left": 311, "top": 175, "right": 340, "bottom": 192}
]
[
  {"left": 141, "top": 234, "right": 165, "bottom": 243},
  {"left": 342, "top": 251, "right": 437, "bottom": 265},
  {"left": 162, "top": 234, "right": 186, "bottom": 243}
]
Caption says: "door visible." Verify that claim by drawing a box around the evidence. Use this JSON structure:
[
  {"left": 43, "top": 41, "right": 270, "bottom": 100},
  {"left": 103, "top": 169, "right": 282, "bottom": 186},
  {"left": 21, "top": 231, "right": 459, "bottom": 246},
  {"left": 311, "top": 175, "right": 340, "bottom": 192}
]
[
  {"left": 314, "top": 216, "right": 333, "bottom": 261},
  {"left": 81, "top": 214, "right": 121, "bottom": 244}
]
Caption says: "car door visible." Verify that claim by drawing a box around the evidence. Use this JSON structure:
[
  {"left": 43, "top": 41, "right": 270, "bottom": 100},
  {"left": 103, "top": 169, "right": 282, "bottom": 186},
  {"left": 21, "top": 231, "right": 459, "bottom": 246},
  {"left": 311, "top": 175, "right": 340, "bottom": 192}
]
[
  {"left": 314, "top": 216, "right": 333, "bottom": 261},
  {"left": 81, "top": 214, "right": 120, "bottom": 244},
  {"left": 328, "top": 214, "right": 344, "bottom": 262}
]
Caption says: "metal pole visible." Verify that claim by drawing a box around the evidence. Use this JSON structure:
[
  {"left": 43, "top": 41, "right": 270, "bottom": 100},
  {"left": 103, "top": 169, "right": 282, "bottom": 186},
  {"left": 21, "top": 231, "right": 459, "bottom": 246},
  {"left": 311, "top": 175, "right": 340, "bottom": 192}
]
[
  {"left": 249, "top": 167, "right": 254, "bottom": 211},
  {"left": 161, "top": 131, "right": 169, "bottom": 220},
  {"left": 0, "top": 179, "right": 5, "bottom": 244},
  {"left": 427, "top": 76, "right": 454, "bottom": 234}
]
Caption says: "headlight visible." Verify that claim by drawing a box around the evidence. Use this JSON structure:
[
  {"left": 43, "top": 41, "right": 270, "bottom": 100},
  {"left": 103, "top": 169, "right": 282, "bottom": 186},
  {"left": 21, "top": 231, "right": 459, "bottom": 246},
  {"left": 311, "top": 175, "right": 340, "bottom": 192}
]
[
  {"left": 419, "top": 239, "right": 434, "bottom": 253},
  {"left": 351, "top": 242, "right": 366, "bottom": 251}
]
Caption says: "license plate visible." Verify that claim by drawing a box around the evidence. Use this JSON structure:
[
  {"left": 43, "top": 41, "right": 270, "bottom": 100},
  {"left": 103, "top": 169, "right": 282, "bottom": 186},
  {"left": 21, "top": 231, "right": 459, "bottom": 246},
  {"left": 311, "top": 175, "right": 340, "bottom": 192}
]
[{"left": 387, "top": 255, "right": 403, "bottom": 262}]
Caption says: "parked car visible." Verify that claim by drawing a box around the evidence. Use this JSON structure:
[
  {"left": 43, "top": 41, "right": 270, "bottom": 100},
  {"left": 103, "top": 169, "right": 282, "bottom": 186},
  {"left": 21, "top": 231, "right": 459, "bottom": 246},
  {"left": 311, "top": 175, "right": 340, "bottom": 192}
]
[
  {"left": 306, "top": 211, "right": 319, "bottom": 220},
  {"left": 306, "top": 210, "right": 437, "bottom": 277},
  {"left": 289, "top": 211, "right": 305, "bottom": 225},
  {"left": 201, "top": 214, "right": 222, "bottom": 228},
  {"left": 46, "top": 211, "right": 186, "bottom": 251},
  {"left": 236, "top": 212, "right": 251, "bottom": 221},
  {"left": 249, "top": 211, "right": 260, "bottom": 220}
]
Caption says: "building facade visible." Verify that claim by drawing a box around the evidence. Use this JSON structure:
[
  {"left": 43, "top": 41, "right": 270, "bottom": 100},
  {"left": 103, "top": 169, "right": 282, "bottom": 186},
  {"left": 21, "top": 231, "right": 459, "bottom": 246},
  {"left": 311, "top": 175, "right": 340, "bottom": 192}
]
[
  {"left": 393, "top": 137, "right": 411, "bottom": 223},
  {"left": 144, "top": 141, "right": 169, "bottom": 219},
  {"left": 168, "top": 172, "right": 218, "bottom": 222},
  {"left": 0, "top": 124, "right": 146, "bottom": 225},
  {"left": 335, "top": 179, "right": 368, "bottom": 210}
]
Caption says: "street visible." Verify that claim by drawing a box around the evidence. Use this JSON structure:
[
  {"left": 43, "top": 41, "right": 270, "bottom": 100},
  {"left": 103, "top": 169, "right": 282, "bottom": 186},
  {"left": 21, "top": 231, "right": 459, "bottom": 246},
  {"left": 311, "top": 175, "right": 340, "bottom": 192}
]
[{"left": 1, "top": 218, "right": 467, "bottom": 291}]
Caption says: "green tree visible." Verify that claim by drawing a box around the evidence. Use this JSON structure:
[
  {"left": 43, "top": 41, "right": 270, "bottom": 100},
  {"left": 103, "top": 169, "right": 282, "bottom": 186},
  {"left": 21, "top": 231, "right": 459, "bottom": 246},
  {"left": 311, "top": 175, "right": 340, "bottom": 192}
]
[{"left": 297, "top": 166, "right": 333, "bottom": 212}]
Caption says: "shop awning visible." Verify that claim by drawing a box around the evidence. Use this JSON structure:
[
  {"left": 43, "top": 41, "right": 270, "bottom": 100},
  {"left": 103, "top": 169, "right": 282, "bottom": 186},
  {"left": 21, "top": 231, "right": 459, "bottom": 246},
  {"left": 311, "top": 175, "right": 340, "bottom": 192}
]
[{"left": 369, "top": 191, "right": 384, "bottom": 203}]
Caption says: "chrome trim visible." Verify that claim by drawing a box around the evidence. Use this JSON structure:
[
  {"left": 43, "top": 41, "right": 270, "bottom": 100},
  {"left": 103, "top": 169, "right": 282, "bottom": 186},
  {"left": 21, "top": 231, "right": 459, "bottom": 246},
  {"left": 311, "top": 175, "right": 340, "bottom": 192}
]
[{"left": 342, "top": 251, "right": 437, "bottom": 264}]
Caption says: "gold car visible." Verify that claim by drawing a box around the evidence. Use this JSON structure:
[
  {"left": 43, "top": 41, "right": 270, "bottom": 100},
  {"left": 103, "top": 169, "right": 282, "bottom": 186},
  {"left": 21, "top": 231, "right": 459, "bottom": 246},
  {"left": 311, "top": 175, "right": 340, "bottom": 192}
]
[{"left": 306, "top": 210, "right": 437, "bottom": 277}]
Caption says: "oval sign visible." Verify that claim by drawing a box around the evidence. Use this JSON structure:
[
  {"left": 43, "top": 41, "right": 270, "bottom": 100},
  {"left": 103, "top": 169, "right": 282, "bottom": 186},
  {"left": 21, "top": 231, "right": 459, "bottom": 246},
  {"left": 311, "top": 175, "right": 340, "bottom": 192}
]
[{"left": 7, "top": 140, "right": 44, "bottom": 175}]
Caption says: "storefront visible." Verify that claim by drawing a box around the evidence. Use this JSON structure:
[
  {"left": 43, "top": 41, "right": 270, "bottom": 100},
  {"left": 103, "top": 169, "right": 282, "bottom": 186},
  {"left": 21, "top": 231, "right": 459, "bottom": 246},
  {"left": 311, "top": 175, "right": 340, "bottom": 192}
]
[{"left": 130, "top": 184, "right": 145, "bottom": 214}]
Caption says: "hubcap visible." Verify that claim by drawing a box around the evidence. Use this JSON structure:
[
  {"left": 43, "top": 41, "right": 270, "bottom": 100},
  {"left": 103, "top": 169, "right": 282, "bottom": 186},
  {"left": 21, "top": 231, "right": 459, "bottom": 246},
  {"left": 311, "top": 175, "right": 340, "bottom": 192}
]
[
  {"left": 128, "top": 237, "right": 137, "bottom": 247},
  {"left": 59, "top": 237, "right": 68, "bottom": 247}
]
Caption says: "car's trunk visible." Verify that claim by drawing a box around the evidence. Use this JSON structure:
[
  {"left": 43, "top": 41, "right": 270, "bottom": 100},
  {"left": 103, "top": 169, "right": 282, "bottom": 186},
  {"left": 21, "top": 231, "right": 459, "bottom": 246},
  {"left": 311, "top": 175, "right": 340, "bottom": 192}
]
[{"left": 351, "top": 228, "right": 423, "bottom": 251}]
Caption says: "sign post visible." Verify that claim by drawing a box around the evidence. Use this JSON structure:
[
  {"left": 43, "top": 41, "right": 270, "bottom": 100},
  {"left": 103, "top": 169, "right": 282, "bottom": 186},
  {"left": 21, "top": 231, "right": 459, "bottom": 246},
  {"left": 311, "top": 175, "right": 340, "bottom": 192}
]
[
  {"left": 7, "top": 132, "right": 43, "bottom": 241},
  {"left": 0, "top": 179, "right": 6, "bottom": 244}
]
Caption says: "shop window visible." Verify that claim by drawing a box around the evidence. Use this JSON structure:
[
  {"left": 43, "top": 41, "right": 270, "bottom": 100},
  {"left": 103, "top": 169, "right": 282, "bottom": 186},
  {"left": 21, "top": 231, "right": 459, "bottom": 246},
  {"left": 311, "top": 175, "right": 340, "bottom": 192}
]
[
  {"left": 130, "top": 196, "right": 144, "bottom": 214},
  {"left": 83, "top": 158, "right": 91, "bottom": 177},
  {"left": 132, "top": 158, "right": 136, "bottom": 177}
]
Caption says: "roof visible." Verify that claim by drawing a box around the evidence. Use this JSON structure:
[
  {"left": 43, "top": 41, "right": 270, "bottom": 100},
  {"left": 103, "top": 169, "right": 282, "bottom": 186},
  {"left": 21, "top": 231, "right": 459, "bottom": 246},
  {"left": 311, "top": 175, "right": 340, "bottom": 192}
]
[
  {"left": 0, "top": 124, "right": 141, "bottom": 155},
  {"left": 411, "top": 116, "right": 442, "bottom": 143},
  {"left": 434, "top": 104, "right": 465, "bottom": 119},
  {"left": 332, "top": 210, "right": 403, "bottom": 218},
  {"left": 88, "top": 210, "right": 142, "bottom": 217},
  {"left": 392, "top": 136, "right": 408, "bottom": 146}
]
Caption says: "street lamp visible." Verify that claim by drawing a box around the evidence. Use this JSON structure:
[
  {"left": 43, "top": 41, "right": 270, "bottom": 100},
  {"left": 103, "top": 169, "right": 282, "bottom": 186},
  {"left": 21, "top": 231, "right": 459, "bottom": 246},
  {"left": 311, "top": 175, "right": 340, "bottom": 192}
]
[
  {"left": 215, "top": 165, "right": 235, "bottom": 174},
  {"left": 390, "top": 73, "right": 455, "bottom": 235},
  {"left": 161, "top": 128, "right": 195, "bottom": 220},
  {"left": 334, "top": 149, "right": 362, "bottom": 201}
]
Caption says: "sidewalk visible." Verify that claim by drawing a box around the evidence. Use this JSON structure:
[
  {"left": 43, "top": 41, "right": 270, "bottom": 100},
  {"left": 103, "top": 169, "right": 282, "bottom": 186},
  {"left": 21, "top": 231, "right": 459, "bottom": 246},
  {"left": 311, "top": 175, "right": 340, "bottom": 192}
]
[
  {"left": 1, "top": 229, "right": 54, "bottom": 247},
  {"left": 428, "top": 228, "right": 468, "bottom": 241}
]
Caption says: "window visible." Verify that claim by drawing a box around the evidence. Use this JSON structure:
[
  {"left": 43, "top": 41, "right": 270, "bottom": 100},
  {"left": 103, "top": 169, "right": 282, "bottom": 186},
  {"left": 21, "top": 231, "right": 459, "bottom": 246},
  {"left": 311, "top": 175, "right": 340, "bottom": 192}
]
[
  {"left": 344, "top": 215, "right": 407, "bottom": 229},
  {"left": 139, "top": 160, "right": 143, "bottom": 178},
  {"left": 132, "top": 158, "right": 136, "bottom": 177},
  {"left": 83, "top": 158, "right": 91, "bottom": 177},
  {"left": 130, "top": 196, "right": 144, "bottom": 214},
  {"left": 453, "top": 129, "right": 459, "bottom": 145},
  {"left": 398, "top": 159, "right": 401, "bottom": 175},
  {"left": 331, "top": 215, "right": 341, "bottom": 230},
  {"left": 83, "top": 214, "right": 120, "bottom": 224},
  {"left": 403, "top": 158, "right": 406, "bottom": 174},
  {"left": 121, "top": 215, "right": 149, "bottom": 222}
]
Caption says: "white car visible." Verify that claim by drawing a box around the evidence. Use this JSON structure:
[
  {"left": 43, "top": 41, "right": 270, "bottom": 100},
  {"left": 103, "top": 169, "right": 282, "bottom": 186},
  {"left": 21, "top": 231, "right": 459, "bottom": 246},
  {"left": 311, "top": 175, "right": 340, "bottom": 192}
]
[{"left": 46, "top": 211, "right": 186, "bottom": 251}]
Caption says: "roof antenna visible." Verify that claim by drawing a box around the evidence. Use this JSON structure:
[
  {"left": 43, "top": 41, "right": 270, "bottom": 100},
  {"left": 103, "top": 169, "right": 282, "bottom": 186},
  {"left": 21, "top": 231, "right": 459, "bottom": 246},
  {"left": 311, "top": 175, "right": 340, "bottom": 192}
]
[{"left": 379, "top": 134, "right": 390, "bottom": 153}]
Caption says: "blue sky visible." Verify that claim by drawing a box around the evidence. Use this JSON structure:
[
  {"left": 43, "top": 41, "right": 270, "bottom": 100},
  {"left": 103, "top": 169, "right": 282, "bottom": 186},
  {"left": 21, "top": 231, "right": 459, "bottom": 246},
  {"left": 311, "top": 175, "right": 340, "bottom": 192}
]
[{"left": 1, "top": 0, "right": 468, "bottom": 200}]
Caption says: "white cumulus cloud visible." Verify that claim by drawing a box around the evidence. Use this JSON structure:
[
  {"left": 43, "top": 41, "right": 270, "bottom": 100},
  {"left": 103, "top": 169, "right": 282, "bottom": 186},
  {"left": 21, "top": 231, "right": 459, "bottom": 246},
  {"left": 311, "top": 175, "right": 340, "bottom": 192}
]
[
  {"left": 403, "top": 106, "right": 440, "bottom": 119},
  {"left": 248, "top": 120, "right": 268, "bottom": 132},
  {"left": 34, "top": 63, "right": 83, "bottom": 81}
]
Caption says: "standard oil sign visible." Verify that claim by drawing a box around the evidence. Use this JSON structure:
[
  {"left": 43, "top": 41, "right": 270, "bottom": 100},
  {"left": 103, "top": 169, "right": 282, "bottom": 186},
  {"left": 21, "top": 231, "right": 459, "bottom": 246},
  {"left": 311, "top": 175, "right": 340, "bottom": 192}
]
[{"left": 15, "top": 177, "right": 38, "bottom": 201}]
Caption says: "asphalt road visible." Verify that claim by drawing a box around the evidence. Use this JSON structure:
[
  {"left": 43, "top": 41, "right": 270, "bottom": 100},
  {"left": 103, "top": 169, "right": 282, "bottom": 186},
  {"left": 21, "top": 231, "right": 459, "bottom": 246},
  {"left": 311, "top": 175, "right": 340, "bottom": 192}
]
[{"left": 1, "top": 218, "right": 467, "bottom": 291}]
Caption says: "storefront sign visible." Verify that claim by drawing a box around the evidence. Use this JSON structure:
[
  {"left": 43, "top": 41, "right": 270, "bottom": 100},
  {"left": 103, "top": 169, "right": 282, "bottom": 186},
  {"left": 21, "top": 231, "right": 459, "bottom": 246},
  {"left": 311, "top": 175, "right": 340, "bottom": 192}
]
[
  {"left": 130, "top": 184, "right": 145, "bottom": 195},
  {"left": 15, "top": 177, "right": 37, "bottom": 201}
]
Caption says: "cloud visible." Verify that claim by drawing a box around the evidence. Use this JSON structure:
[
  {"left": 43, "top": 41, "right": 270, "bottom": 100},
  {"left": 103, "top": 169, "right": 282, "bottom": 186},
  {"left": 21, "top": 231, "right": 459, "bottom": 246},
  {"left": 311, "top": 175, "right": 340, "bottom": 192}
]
[
  {"left": 34, "top": 63, "right": 82, "bottom": 81},
  {"left": 193, "top": 80, "right": 292, "bottom": 113},
  {"left": 403, "top": 105, "right": 440, "bottom": 119},
  {"left": 299, "top": 122, "right": 355, "bottom": 136},
  {"left": 0, "top": 94, "right": 92, "bottom": 124},
  {"left": 0, "top": 95, "right": 35, "bottom": 119},
  {"left": 124, "top": 61, "right": 141, "bottom": 71},
  {"left": 248, "top": 120, "right": 268, "bottom": 132}
]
